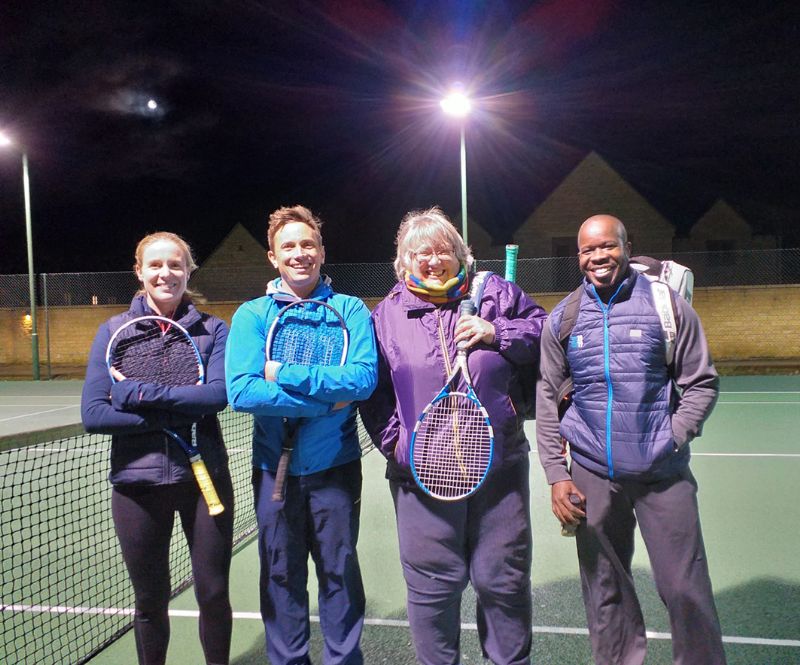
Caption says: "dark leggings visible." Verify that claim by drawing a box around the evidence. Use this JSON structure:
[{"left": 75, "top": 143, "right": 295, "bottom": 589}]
[{"left": 112, "top": 473, "right": 234, "bottom": 665}]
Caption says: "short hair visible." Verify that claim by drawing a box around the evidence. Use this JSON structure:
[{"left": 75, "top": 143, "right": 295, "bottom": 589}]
[
  {"left": 133, "top": 231, "right": 202, "bottom": 303},
  {"left": 393, "top": 206, "right": 473, "bottom": 280},
  {"left": 267, "top": 205, "right": 323, "bottom": 251}
]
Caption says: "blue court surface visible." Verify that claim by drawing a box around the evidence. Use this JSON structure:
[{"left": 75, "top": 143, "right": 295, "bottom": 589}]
[{"left": 2, "top": 377, "right": 799, "bottom": 664}]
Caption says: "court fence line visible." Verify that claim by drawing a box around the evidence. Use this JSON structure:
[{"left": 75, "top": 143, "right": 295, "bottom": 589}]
[
  {"left": 2, "top": 249, "right": 799, "bottom": 308},
  {"left": 2, "top": 249, "right": 800, "bottom": 376}
]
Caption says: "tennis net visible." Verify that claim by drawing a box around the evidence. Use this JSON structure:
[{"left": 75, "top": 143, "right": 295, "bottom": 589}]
[
  {"left": 0, "top": 409, "right": 256, "bottom": 665},
  {"left": 1, "top": 408, "right": 374, "bottom": 665}
]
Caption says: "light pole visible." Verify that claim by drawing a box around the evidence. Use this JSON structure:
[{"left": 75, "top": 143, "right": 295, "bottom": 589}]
[
  {"left": 1, "top": 132, "right": 40, "bottom": 380},
  {"left": 440, "top": 91, "right": 472, "bottom": 244}
]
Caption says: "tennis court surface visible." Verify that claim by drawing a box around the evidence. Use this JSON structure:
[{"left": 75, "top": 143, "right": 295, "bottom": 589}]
[{"left": 2, "top": 377, "right": 799, "bottom": 664}]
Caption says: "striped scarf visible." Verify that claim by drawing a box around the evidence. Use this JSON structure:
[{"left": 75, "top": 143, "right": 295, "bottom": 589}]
[{"left": 404, "top": 265, "right": 469, "bottom": 304}]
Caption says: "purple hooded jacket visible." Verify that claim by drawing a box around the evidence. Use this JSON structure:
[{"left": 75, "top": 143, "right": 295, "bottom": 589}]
[{"left": 360, "top": 274, "right": 547, "bottom": 484}]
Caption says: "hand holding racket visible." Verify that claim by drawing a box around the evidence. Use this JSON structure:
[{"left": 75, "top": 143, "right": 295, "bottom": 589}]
[
  {"left": 454, "top": 309, "right": 496, "bottom": 349},
  {"left": 266, "top": 299, "right": 349, "bottom": 502},
  {"left": 106, "top": 315, "right": 224, "bottom": 516},
  {"left": 410, "top": 300, "right": 494, "bottom": 501}
]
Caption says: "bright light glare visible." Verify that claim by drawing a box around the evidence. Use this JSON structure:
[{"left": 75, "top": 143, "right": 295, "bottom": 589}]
[
  {"left": 0, "top": 131, "right": 12, "bottom": 147},
  {"left": 147, "top": 99, "right": 158, "bottom": 110},
  {"left": 440, "top": 93, "right": 471, "bottom": 118}
]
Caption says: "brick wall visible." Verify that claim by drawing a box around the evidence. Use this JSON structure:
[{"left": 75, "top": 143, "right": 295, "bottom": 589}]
[
  {"left": 526, "top": 285, "right": 800, "bottom": 361},
  {"left": 2, "top": 285, "right": 798, "bottom": 368}
]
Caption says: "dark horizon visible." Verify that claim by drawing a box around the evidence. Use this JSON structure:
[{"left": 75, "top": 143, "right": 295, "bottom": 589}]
[{"left": 2, "top": 0, "right": 799, "bottom": 274}]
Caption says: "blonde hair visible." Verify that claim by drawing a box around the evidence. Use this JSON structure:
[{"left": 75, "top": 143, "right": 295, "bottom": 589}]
[
  {"left": 393, "top": 206, "right": 473, "bottom": 280},
  {"left": 133, "top": 231, "right": 203, "bottom": 303},
  {"left": 267, "top": 205, "right": 323, "bottom": 251}
]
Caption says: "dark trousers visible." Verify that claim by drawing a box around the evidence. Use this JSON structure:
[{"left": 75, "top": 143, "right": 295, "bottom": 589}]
[
  {"left": 391, "top": 458, "right": 532, "bottom": 665},
  {"left": 572, "top": 462, "right": 726, "bottom": 665},
  {"left": 253, "top": 460, "right": 365, "bottom": 665},
  {"left": 112, "top": 473, "right": 234, "bottom": 665}
]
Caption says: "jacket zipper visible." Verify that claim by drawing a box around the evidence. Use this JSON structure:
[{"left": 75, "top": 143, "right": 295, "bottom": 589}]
[
  {"left": 591, "top": 281, "right": 625, "bottom": 479},
  {"left": 435, "top": 309, "right": 453, "bottom": 378}
]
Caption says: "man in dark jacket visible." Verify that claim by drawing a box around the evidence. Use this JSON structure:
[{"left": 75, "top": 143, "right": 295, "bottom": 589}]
[{"left": 536, "top": 215, "right": 726, "bottom": 664}]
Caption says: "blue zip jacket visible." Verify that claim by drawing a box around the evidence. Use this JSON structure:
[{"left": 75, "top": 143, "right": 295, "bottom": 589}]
[
  {"left": 225, "top": 277, "right": 378, "bottom": 475},
  {"left": 536, "top": 269, "right": 719, "bottom": 483},
  {"left": 81, "top": 294, "right": 230, "bottom": 485}
]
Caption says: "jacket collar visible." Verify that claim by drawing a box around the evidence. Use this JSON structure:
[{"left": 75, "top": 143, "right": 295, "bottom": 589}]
[
  {"left": 129, "top": 293, "right": 201, "bottom": 328},
  {"left": 582, "top": 267, "right": 639, "bottom": 305},
  {"left": 266, "top": 275, "right": 333, "bottom": 303},
  {"left": 390, "top": 281, "right": 438, "bottom": 312}
]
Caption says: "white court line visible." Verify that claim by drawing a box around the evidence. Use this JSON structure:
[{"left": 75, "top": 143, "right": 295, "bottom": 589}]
[
  {"left": 719, "top": 391, "right": 800, "bottom": 395},
  {"left": 693, "top": 453, "right": 800, "bottom": 458},
  {"left": 527, "top": 451, "right": 800, "bottom": 458},
  {"left": 717, "top": 401, "right": 799, "bottom": 405},
  {"left": 4, "top": 604, "right": 799, "bottom": 648},
  {"left": 0, "top": 405, "right": 80, "bottom": 423},
  {"left": 8, "top": 445, "right": 798, "bottom": 459}
]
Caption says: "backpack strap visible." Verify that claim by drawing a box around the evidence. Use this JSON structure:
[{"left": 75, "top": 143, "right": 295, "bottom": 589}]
[
  {"left": 559, "top": 280, "right": 677, "bottom": 365},
  {"left": 469, "top": 271, "right": 492, "bottom": 311},
  {"left": 553, "top": 286, "right": 583, "bottom": 421},
  {"left": 557, "top": 286, "right": 583, "bottom": 351},
  {"left": 649, "top": 281, "right": 677, "bottom": 366}
]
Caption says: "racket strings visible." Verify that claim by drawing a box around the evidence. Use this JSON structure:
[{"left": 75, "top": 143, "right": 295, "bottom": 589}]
[
  {"left": 110, "top": 326, "right": 200, "bottom": 386},
  {"left": 271, "top": 310, "right": 345, "bottom": 366},
  {"left": 413, "top": 394, "right": 492, "bottom": 499}
]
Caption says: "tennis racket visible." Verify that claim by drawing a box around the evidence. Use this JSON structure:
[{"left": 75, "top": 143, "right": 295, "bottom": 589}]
[
  {"left": 266, "top": 299, "right": 349, "bottom": 501},
  {"left": 505, "top": 244, "right": 519, "bottom": 283},
  {"left": 410, "top": 299, "right": 494, "bottom": 500},
  {"left": 105, "top": 315, "right": 224, "bottom": 516}
]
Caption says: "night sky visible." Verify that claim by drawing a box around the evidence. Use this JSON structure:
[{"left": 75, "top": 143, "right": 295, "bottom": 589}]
[{"left": 1, "top": 0, "right": 799, "bottom": 274}]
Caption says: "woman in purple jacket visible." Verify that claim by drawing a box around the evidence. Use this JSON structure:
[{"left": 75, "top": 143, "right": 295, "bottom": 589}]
[
  {"left": 360, "top": 207, "right": 547, "bottom": 665},
  {"left": 81, "top": 232, "right": 233, "bottom": 665}
]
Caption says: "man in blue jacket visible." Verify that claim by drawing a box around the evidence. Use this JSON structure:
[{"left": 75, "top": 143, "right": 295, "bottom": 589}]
[
  {"left": 226, "top": 205, "right": 378, "bottom": 665},
  {"left": 536, "top": 215, "right": 726, "bottom": 664}
]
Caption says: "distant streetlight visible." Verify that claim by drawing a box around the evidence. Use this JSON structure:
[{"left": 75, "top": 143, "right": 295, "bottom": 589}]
[
  {"left": 440, "top": 90, "right": 472, "bottom": 244},
  {"left": 0, "top": 131, "right": 40, "bottom": 380}
]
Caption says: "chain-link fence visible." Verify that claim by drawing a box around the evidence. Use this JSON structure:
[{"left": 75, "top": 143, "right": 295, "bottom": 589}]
[
  {"left": 1, "top": 249, "right": 798, "bottom": 306},
  {"left": 1, "top": 249, "right": 799, "bottom": 373}
]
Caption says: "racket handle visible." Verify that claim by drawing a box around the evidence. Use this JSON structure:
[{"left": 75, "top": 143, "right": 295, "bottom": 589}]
[
  {"left": 505, "top": 244, "right": 519, "bottom": 283},
  {"left": 457, "top": 300, "right": 477, "bottom": 351},
  {"left": 272, "top": 447, "right": 293, "bottom": 502},
  {"left": 189, "top": 457, "right": 225, "bottom": 516}
]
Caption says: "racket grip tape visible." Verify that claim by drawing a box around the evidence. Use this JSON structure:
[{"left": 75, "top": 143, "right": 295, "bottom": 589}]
[
  {"left": 272, "top": 447, "right": 293, "bottom": 502},
  {"left": 189, "top": 457, "right": 225, "bottom": 516},
  {"left": 505, "top": 244, "right": 519, "bottom": 283}
]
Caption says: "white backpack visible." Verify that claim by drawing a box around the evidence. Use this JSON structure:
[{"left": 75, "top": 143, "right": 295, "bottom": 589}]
[{"left": 629, "top": 256, "right": 694, "bottom": 365}]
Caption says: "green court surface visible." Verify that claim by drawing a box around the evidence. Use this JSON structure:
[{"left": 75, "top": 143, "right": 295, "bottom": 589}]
[{"left": 2, "top": 376, "right": 800, "bottom": 664}]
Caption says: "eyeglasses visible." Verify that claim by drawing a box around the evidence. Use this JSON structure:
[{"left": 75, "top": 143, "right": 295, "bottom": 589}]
[{"left": 413, "top": 247, "right": 454, "bottom": 262}]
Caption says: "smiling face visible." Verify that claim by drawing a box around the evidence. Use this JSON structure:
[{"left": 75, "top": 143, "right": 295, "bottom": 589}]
[
  {"left": 410, "top": 238, "right": 461, "bottom": 287},
  {"left": 577, "top": 215, "right": 631, "bottom": 298},
  {"left": 268, "top": 221, "right": 324, "bottom": 299},
  {"left": 135, "top": 238, "right": 190, "bottom": 317}
]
